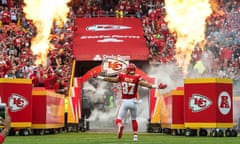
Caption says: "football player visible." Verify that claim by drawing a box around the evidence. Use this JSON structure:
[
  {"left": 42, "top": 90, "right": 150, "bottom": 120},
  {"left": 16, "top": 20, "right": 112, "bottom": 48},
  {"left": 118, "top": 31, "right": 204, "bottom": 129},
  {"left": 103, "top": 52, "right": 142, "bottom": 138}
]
[{"left": 93, "top": 63, "right": 167, "bottom": 141}]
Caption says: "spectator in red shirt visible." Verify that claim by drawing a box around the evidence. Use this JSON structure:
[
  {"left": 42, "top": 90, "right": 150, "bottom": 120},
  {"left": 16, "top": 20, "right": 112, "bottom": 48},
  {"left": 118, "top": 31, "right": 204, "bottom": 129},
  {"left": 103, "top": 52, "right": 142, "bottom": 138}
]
[
  {"left": 0, "top": 57, "right": 7, "bottom": 78},
  {"left": 44, "top": 69, "right": 57, "bottom": 89},
  {"left": 29, "top": 70, "right": 39, "bottom": 87},
  {"left": 53, "top": 79, "right": 67, "bottom": 95},
  {"left": 91, "top": 2, "right": 99, "bottom": 17},
  {"left": 133, "top": 1, "right": 141, "bottom": 18},
  {"left": 1, "top": 7, "right": 11, "bottom": 25},
  {"left": 36, "top": 70, "right": 45, "bottom": 87}
]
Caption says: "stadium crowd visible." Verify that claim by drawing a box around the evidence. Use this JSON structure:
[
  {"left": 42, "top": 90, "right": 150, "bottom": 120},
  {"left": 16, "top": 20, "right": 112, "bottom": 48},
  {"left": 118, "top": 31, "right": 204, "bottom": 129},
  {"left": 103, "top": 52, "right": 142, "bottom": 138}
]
[
  {"left": 0, "top": 0, "right": 74, "bottom": 95},
  {"left": 0, "top": 0, "right": 239, "bottom": 96}
]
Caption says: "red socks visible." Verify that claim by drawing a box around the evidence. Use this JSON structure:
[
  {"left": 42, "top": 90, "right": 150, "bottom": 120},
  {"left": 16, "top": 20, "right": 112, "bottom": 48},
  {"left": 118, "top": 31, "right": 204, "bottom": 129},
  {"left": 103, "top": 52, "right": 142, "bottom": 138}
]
[
  {"left": 116, "top": 119, "right": 122, "bottom": 126},
  {"left": 116, "top": 119, "right": 138, "bottom": 134},
  {"left": 132, "top": 120, "right": 138, "bottom": 134}
]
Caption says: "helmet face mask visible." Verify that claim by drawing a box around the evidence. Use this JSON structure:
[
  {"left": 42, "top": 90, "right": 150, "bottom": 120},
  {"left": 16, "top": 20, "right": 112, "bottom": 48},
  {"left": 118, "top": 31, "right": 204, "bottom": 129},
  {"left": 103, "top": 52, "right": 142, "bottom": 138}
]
[{"left": 126, "top": 63, "right": 136, "bottom": 75}]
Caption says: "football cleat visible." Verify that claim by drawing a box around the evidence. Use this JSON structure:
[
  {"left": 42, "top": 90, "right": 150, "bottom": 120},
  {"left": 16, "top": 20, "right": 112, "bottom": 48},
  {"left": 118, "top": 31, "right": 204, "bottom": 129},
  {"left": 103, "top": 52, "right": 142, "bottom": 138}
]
[
  {"left": 133, "top": 134, "right": 138, "bottom": 142},
  {"left": 118, "top": 125, "right": 124, "bottom": 139}
]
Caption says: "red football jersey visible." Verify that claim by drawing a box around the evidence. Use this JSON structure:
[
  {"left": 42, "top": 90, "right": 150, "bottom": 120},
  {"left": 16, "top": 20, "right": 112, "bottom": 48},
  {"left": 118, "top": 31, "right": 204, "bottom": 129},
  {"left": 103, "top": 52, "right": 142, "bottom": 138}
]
[{"left": 118, "top": 73, "right": 143, "bottom": 99}]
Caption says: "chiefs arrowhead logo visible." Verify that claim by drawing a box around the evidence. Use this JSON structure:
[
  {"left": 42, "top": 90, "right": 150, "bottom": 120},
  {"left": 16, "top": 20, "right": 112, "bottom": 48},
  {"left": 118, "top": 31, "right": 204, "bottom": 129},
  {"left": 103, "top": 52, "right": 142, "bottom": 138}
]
[
  {"left": 189, "top": 94, "right": 212, "bottom": 112},
  {"left": 102, "top": 57, "right": 128, "bottom": 76},
  {"left": 8, "top": 93, "right": 29, "bottom": 112}
]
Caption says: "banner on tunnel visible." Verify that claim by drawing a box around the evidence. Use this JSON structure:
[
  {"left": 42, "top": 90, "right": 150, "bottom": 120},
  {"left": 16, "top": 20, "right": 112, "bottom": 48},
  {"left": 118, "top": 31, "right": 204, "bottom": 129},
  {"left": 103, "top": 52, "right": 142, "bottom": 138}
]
[{"left": 73, "top": 17, "right": 149, "bottom": 61}]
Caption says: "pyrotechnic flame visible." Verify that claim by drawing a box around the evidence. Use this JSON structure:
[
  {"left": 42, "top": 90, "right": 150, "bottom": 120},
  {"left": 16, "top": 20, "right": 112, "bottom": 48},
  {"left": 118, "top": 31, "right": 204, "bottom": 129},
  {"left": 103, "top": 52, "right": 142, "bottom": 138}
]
[
  {"left": 23, "top": 0, "right": 70, "bottom": 66},
  {"left": 164, "top": 0, "right": 212, "bottom": 74}
]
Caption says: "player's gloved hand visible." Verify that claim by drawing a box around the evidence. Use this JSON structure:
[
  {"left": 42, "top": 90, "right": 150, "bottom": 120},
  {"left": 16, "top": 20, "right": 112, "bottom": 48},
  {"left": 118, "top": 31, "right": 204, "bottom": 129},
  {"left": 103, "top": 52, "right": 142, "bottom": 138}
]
[{"left": 158, "top": 83, "right": 167, "bottom": 89}]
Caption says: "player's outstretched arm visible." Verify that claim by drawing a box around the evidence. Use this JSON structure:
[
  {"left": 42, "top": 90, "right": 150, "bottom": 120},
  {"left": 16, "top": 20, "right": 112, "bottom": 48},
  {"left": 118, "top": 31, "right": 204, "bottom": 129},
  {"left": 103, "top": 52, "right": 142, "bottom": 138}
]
[
  {"left": 92, "top": 71, "right": 119, "bottom": 83},
  {"left": 139, "top": 80, "right": 167, "bottom": 89}
]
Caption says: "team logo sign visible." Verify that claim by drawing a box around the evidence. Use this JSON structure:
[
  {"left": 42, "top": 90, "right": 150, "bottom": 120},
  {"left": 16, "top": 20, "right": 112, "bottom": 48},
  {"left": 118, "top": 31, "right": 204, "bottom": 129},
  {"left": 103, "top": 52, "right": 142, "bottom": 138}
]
[
  {"left": 86, "top": 24, "right": 131, "bottom": 31},
  {"left": 218, "top": 91, "right": 231, "bottom": 115},
  {"left": 8, "top": 93, "right": 29, "bottom": 112},
  {"left": 189, "top": 94, "right": 212, "bottom": 112},
  {"left": 86, "top": 25, "right": 132, "bottom": 43},
  {"left": 102, "top": 57, "right": 129, "bottom": 76}
]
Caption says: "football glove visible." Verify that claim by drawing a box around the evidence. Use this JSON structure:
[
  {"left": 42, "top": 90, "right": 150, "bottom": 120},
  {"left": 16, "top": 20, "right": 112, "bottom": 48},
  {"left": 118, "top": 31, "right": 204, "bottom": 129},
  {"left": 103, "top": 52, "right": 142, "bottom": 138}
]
[{"left": 158, "top": 83, "right": 167, "bottom": 89}]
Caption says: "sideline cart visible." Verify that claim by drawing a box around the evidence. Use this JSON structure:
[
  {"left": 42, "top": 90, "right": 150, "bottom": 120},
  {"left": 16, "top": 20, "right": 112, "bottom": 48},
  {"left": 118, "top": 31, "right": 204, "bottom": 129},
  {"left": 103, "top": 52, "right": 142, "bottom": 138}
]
[
  {"left": 161, "top": 87, "right": 185, "bottom": 136},
  {"left": 31, "top": 87, "right": 65, "bottom": 135},
  {"left": 184, "top": 78, "right": 237, "bottom": 137},
  {"left": 0, "top": 78, "right": 32, "bottom": 136}
]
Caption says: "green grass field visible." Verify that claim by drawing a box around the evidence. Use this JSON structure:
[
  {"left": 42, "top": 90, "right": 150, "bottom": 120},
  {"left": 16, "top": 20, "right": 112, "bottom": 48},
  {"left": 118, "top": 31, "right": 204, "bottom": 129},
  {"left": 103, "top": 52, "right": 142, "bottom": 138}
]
[{"left": 3, "top": 132, "right": 240, "bottom": 144}]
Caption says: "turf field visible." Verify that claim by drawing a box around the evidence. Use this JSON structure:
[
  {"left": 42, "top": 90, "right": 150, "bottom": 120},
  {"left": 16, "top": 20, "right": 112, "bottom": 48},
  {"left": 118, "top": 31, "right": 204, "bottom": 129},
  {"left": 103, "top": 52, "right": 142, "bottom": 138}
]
[{"left": 3, "top": 132, "right": 240, "bottom": 144}]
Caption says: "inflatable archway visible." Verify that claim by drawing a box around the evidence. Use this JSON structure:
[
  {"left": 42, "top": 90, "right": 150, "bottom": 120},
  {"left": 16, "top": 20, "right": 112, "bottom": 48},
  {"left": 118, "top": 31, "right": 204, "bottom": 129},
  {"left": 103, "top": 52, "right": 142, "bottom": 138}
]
[
  {"left": 77, "top": 65, "right": 158, "bottom": 124},
  {"left": 81, "top": 65, "right": 153, "bottom": 82}
]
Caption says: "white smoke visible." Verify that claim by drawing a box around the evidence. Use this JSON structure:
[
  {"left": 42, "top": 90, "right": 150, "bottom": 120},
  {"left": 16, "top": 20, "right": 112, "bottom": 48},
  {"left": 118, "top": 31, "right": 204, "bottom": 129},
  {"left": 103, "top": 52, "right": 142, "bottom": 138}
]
[
  {"left": 147, "top": 63, "right": 185, "bottom": 89},
  {"left": 136, "top": 96, "right": 151, "bottom": 132},
  {"left": 83, "top": 80, "right": 119, "bottom": 130},
  {"left": 82, "top": 63, "right": 185, "bottom": 132},
  {"left": 83, "top": 81, "right": 96, "bottom": 91},
  {"left": 82, "top": 60, "right": 240, "bottom": 132}
]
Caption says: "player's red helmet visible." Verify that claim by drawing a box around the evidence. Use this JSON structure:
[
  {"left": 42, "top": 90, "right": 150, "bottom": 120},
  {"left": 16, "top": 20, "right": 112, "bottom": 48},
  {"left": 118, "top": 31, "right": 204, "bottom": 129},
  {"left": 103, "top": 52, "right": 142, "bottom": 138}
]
[{"left": 126, "top": 63, "right": 136, "bottom": 75}]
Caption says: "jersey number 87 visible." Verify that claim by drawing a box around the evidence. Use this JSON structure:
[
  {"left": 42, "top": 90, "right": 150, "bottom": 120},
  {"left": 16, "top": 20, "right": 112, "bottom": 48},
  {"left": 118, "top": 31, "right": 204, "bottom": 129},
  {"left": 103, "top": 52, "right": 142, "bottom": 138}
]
[{"left": 121, "top": 82, "right": 136, "bottom": 95}]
